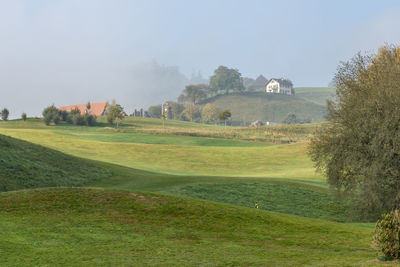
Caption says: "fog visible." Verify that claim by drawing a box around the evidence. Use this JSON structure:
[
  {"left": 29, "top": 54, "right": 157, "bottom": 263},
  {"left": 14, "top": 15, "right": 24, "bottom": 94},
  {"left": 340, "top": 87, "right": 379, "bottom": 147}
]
[{"left": 1, "top": 0, "right": 400, "bottom": 118}]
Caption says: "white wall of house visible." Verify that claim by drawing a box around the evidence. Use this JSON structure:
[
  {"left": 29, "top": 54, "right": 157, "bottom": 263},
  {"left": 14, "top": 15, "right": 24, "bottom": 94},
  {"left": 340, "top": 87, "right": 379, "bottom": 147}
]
[
  {"left": 266, "top": 80, "right": 280, "bottom": 93},
  {"left": 266, "top": 79, "right": 292, "bottom": 95}
]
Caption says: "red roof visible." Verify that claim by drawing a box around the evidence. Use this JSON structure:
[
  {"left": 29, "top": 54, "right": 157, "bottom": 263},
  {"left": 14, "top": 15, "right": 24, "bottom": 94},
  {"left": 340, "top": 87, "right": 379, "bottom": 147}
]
[{"left": 59, "top": 102, "right": 107, "bottom": 116}]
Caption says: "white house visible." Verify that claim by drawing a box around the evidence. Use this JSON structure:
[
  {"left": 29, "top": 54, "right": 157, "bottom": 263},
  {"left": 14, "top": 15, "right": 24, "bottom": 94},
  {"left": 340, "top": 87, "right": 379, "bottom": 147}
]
[{"left": 265, "top": 78, "right": 293, "bottom": 95}]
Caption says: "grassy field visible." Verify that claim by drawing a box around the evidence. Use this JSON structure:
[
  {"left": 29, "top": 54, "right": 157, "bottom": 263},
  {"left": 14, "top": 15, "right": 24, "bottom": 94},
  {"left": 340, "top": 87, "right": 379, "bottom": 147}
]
[
  {"left": 0, "top": 188, "right": 378, "bottom": 266},
  {"left": 0, "top": 117, "right": 391, "bottom": 265},
  {"left": 294, "top": 87, "right": 336, "bottom": 106},
  {"left": 201, "top": 91, "right": 327, "bottom": 124}
]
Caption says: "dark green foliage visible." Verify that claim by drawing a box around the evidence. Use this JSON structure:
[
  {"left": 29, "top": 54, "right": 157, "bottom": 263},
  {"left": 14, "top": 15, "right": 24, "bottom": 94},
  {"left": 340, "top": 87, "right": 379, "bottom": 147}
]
[
  {"left": 147, "top": 104, "right": 162, "bottom": 118},
  {"left": 107, "top": 104, "right": 124, "bottom": 123},
  {"left": 209, "top": 66, "right": 245, "bottom": 94},
  {"left": 166, "top": 101, "right": 184, "bottom": 120},
  {"left": 0, "top": 134, "right": 110, "bottom": 192},
  {"left": 373, "top": 210, "right": 400, "bottom": 259},
  {"left": 181, "top": 84, "right": 207, "bottom": 104},
  {"left": 66, "top": 108, "right": 96, "bottom": 126},
  {"left": 309, "top": 45, "right": 400, "bottom": 219},
  {"left": 1, "top": 108, "right": 9, "bottom": 121},
  {"left": 218, "top": 110, "right": 231, "bottom": 121},
  {"left": 42, "top": 105, "right": 60, "bottom": 125},
  {"left": 21, "top": 112, "right": 27, "bottom": 121},
  {"left": 58, "top": 110, "right": 69, "bottom": 121},
  {"left": 283, "top": 113, "right": 298, "bottom": 124}
]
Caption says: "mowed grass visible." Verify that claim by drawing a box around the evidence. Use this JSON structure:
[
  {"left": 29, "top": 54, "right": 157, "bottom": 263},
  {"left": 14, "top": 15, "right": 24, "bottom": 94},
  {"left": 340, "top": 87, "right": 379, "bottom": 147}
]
[
  {"left": 0, "top": 188, "right": 377, "bottom": 266},
  {"left": 56, "top": 130, "right": 266, "bottom": 147},
  {"left": 0, "top": 128, "right": 322, "bottom": 179},
  {"left": 0, "top": 134, "right": 111, "bottom": 191},
  {"left": 168, "top": 182, "right": 352, "bottom": 222}
]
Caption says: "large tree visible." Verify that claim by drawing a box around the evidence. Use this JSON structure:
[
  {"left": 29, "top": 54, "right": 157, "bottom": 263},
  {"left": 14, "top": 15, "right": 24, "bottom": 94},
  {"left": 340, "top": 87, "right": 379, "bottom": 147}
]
[
  {"left": 309, "top": 45, "right": 400, "bottom": 219},
  {"left": 209, "top": 66, "right": 245, "bottom": 94},
  {"left": 1, "top": 108, "right": 9, "bottom": 121},
  {"left": 180, "top": 84, "right": 207, "bottom": 104}
]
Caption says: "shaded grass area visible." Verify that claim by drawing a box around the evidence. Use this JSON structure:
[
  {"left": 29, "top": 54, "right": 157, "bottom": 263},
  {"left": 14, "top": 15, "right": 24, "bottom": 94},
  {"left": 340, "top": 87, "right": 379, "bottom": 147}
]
[
  {"left": 168, "top": 182, "right": 352, "bottom": 222},
  {"left": 0, "top": 188, "right": 375, "bottom": 266},
  {"left": 0, "top": 134, "right": 111, "bottom": 191}
]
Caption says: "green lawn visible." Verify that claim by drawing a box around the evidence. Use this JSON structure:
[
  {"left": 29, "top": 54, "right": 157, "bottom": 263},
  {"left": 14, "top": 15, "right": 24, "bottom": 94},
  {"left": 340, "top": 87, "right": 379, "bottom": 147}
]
[
  {"left": 0, "top": 128, "right": 321, "bottom": 179},
  {"left": 201, "top": 91, "right": 327, "bottom": 124},
  {"left": 294, "top": 87, "right": 336, "bottom": 106},
  {"left": 0, "top": 188, "right": 377, "bottom": 266},
  {"left": 1, "top": 118, "right": 388, "bottom": 265}
]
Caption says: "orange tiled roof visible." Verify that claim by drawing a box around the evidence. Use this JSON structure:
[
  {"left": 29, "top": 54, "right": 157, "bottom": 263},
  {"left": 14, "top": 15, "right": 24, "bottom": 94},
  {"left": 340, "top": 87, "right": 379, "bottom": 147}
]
[{"left": 59, "top": 102, "right": 107, "bottom": 116}]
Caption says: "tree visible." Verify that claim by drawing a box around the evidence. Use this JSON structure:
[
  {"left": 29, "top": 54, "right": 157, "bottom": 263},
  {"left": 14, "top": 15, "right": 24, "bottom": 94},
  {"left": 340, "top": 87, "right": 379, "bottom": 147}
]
[
  {"left": 181, "top": 84, "right": 207, "bottom": 104},
  {"left": 166, "top": 101, "right": 184, "bottom": 120},
  {"left": 42, "top": 105, "right": 60, "bottom": 125},
  {"left": 1, "top": 108, "right": 9, "bottom": 121},
  {"left": 218, "top": 109, "right": 232, "bottom": 126},
  {"left": 201, "top": 103, "right": 221, "bottom": 124},
  {"left": 147, "top": 104, "right": 162, "bottom": 118},
  {"left": 21, "top": 112, "right": 27, "bottom": 121},
  {"left": 209, "top": 66, "right": 245, "bottom": 94},
  {"left": 309, "top": 45, "right": 400, "bottom": 219},
  {"left": 107, "top": 104, "right": 124, "bottom": 127},
  {"left": 182, "top": 103, "right": 201, "bottom": 122},
  {"left": 283, "top": 113, "right": 298, "bottom": 124}
]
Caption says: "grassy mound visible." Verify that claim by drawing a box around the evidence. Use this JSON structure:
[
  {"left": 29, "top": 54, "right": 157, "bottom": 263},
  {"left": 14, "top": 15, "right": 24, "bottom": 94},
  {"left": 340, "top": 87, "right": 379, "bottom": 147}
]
[
  {"left": 169, "top": 182, "right": 351, "bottom": 222},
  {"left": 0, "top": 188, "right": 374, "bottom": 266},
  {"left": 0, "top": 134, "right": 111, "bottom": 191},
  {"left": 201, "top": 92, "right": 327, "bottom": 124}
]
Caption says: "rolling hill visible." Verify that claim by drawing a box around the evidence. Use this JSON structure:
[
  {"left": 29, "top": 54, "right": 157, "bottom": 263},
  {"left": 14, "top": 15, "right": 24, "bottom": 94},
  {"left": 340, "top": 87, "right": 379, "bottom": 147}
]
[
  {"left": 0, "top": 187, "right": 375, "bottom": 266},
  {"left": 0, "top": 133, "right": 111, "bottom": 191},
  {"left": 201, "top": 92, "right": 328, "bottom": 124},
  {"left": 294, "top": 87, "right": 336, "bottom": 106}
]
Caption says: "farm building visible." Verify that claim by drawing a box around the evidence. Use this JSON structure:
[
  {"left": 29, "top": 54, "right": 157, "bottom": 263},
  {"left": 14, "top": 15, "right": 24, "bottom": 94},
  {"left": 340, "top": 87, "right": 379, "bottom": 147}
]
[
  {"left": 247, "top": 75, "right": 268, "bottom": 91},
  {"left": 266, "top": 78, "right": 294, "bottom": 95},
  {"left": 59, "top": 102, "right": 107, "bottom": 116}
]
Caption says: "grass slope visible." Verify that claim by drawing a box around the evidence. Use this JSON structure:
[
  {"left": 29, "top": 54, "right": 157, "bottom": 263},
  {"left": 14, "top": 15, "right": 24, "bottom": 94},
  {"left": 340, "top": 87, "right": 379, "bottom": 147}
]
[
  {"left": 0, "top": 188, "right": 376, "bottom": 266},
  {"left": 294, "top": 87, "right": 336, "bottom": 106},
  {"left": 0, "top": 128, "right": 321, "bottom": 179},
  {"left": 0, "top": 134, "right": 111, "bottom": 191},
  {"left": 201, "top": 92, "right": 327, "bottom": 124}
]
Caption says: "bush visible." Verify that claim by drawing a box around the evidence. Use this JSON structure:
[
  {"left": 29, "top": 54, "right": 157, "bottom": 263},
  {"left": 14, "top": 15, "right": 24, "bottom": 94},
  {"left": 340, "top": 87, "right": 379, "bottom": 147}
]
[
  {"left": 84, "top": 114, "right": 96, "bottom": 126},
  {"left": 1, "top": 108, "right": 9, "bottom": 121},
  {"left": 42, "top": 105, "right": 60, "bottom": 125},
  {"left": 58, "top": 110, "right": 69, "bottom": 121},
  {"left": 21, "top": 112, "right": 27, "bottom": 121},
  {"left": 373, "top": 210, "right": 400, "bottom": 259}
]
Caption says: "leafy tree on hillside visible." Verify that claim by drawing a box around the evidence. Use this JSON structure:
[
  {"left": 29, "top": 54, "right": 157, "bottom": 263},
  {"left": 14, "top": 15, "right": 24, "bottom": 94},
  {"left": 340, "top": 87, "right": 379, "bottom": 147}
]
[
  {"left": 182, "top": 103, "right": 201, "bottom": 122},
  {"left": 283, "top": 113, "right": 298, "bottom": 124},
  {"left": 179, "top": 84, "right": 207, "bottom": 104},
  {"left": 166, "top": 101, "right": 184, "bottom": 120},
  {"left": 1, "top": 108, "right": 9, "bottom": 121},
  {"left": 21, "top": 112, "right": 27, "bottom": 121},
  {"left": 218, "top": 109, "right": 232, "bottom": 126},
  {"left": 309, "top": 45, "right": 400, "bottom": 219},
  {"left": 147, "top": 105, "right": 162, "bottom": 118},
  {"left": 201, "top": 103, "right": 221, "bottom": 124},
  {"left": 107, "top": 104, "right": 124, "bottom": 127},
  {"left": 209, "top": 66, "right": 245, "bottom": 94},
  {"left": 42, "top": 105, "right": 60, "bottom": 125}
]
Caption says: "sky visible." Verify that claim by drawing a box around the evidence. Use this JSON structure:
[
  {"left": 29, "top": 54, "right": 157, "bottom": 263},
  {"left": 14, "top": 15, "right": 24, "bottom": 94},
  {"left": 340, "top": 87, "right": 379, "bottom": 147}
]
[{"left": 1, "top": 0, "right": 400, "bottom": 117}]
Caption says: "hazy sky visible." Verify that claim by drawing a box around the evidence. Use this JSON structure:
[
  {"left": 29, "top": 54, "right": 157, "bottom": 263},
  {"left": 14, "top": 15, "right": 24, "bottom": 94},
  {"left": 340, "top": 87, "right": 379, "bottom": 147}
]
[{"left": 1, "top": 0, "right": 400, "bottom": 117}]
